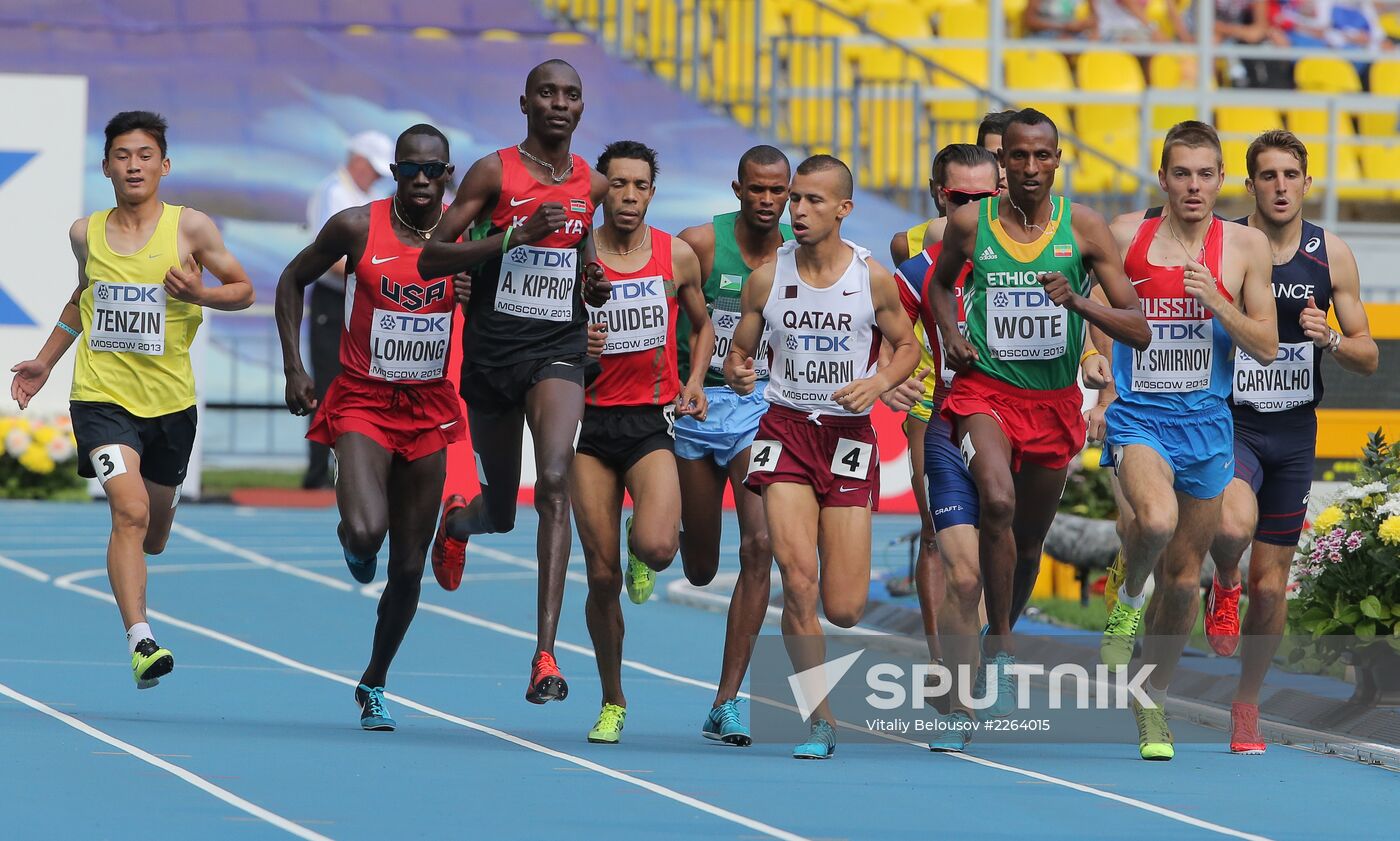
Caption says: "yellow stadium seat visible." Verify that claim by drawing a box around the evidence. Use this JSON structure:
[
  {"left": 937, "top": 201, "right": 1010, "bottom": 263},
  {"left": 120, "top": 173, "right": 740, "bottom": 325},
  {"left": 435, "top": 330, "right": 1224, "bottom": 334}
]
[
  {"left": 938, "top": 2, "right": 988, "bottom": 38},
  {"left": 1294, "top": 56, "right": 1363, "bottom": 94},
  {"left": 786, "top": 2, "right": 862, "bottom": 35},
  {"left": 1146, "top": 54, "right": 1205, "bottom": 131},
  {"left": 1284, "top": 110, "right": 1384, "bottom": 200},
  {"left": 1359, "top": 145, "right": 1400, "bottom": 199},
  {"left": 847, "top": 44, "right": 926, "bottom": 82},
  {"left": 1077, "top": 51, "right": 1145, "bottom": 92},
  {"left": 1368, "top": 59, "right": 1400, "bottom": 94},
  {"left": 925, "top": 48, "right": 988, "bottom": 145},
  {"left": 864, "top": 2, "right": 932, "bottom": 37},
  {"left": 1006, "top": 49, "right": 1074, "bottom": 91}
]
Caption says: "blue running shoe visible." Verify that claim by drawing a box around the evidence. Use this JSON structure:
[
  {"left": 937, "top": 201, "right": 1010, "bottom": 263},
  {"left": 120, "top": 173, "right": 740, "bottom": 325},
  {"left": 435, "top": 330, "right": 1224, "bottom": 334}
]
[
  {"left": 339, "top": 523, "right": 377, "bottom": 584},
  {"left": 702, "top": 699, "right": 752, "bottom": 746},
  {"left": 792, "top": 719, "right": 836, "bottom": 760},
  {"left": 928, "top": 710, "right": 974, "bottom": 752},
  {"left": 356, "top": 684, "right": 396, "bottom": 731},
  {"left": 986, "top": 651, "right": 1019, "bottom": 718}
]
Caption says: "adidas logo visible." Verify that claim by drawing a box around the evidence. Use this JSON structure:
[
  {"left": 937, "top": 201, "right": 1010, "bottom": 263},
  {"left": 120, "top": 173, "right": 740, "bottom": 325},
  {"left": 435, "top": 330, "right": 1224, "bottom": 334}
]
[{"left": 978, "top": 246, "right": 998, "bottom": 262}]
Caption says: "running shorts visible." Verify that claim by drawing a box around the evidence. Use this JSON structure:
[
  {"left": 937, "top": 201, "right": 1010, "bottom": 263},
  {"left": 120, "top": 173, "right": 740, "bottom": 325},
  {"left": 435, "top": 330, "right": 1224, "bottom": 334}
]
[
  {"left": 459, "top": 354, "right": 587, "bottom": 417},
  {"left": 743, "top": 404, "right": 880, "bottom": 509},
  {"left": 308, "top": 374, "right": 465, "bottom": 461},
  {"left": 577, "top": 404, "right": 676, "bottom": 472},
  {"left": 673, "top": 387, "right": 768, "bottom": 467},
  {"left": 924, "top": 412, "right": 979, "bottom": 531},
  {"left": 1232, "top": 408, "right": 1316, "bottom": 546},
  {"left": 940, "top": 370, "right": 1085, "bottom": 472},
  {"left": 1102, "top": 401, "right": 1234, "bottom": 500},
  {"left": 71, "top": 400, "right": 196, "bottom": 487}
]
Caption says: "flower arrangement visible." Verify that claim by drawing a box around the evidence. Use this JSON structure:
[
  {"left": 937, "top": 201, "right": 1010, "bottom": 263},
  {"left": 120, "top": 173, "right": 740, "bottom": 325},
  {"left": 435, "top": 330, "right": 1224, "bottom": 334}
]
[
  {"left": 0, "top": 414, "right": 83, "bottom": 499},
  {"left": 1288, "top": 430, "right": 1400, "bottom": 659},
  {"left": 1057, "top": 445, "right": 1119, "bottom": 520}
]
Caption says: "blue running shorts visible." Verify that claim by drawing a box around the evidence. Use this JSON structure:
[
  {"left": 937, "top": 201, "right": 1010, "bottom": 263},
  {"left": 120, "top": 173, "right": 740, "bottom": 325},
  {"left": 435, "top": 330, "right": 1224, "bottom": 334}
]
[
  {"left": 1232, "top": 408, "right": 1316, "bottom": 547},
  {"left": 674, "top": 387, "right": 768, "bottom": 467},
  {"left": 1102, "top": 401, "right": 1234, "bottom": 500},
  {"left": 924, "top": 412, "right": 979, "bottom": 531}
]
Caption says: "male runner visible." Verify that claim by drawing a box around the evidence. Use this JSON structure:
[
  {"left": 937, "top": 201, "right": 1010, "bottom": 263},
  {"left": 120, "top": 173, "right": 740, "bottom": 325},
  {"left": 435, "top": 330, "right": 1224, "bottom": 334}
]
[
  {"left": 419, "top": 59, "right": 610, "bottom": 704},
  {"left": 1095, "top": 121, "right": 1277, "bottom": 761},
  {"left": 927, "top": 109, "right": 1150, "bottom": 722},
  {"left": 726, "top": 155, "right": 920, "bottom": 759},
  {"left": 571, "top": 140, "right": 713, "bottom": 744},
  {"left": 1206, "top": 130, "right": 1376, "bottom": 754},
  {"left": 276, "top": 124, "right": 464, "bottom": 731},
  {"left": 674, "top": 145, "right": 793, "bottom": 746},
  {"left": 9, "top": 111, "right": 254, "bottom": 688}
]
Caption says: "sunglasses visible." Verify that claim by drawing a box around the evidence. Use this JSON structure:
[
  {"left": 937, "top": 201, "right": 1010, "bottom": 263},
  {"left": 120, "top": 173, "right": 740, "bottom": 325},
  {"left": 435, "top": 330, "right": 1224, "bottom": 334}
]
[
  {"left": 392, "top": 160, "right": 449, "bottom": 179},
  {"left": 942, "top": 188, "right": 1000, "bottom": 208}
]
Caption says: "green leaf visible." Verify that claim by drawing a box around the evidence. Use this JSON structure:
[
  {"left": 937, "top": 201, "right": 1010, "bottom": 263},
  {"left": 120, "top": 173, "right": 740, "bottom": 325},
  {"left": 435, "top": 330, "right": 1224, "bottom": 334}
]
[
  {"left": 1339, "top": 604, "right": 1363, "bottom": 625},
  {"left": 1388, "top": 635, "right": 1400, "bottom": 653},
  {"left": 1302, "top": 606, "right": 1331, "bottom": 623},
  {"left": 1315, "top": 619, "right": 1344, "bottom": 638},
  {"left": 1357, "top": 620, "right": 1378, "bottom": 642},
  {"left": 1359, "top": 596, "right": 1391, "bottom": 620}
]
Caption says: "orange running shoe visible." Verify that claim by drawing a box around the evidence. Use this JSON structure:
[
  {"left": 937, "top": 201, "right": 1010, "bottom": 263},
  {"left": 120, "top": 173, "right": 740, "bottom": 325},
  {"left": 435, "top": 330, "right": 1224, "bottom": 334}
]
[
  {"left": 1205, "top": 577, "right": 1242, "bottom": 657},
  {"left": 526, "top": 651, "right": 569, "bottom": 704},
  {"left": 1230, "top": 701, "right": 1266, "bottom": 754},
  {"left": 431, "top": 494, "right": 468, "bottom": 591}
]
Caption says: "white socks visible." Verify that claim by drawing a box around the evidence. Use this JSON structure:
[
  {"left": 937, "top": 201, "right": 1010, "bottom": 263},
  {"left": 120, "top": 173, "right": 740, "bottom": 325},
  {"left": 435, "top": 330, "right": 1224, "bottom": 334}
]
[
  {"left": 126, "top": 622, "right": 154, "bottom": 654},
  {"left": 1117, "top": 585, "right": 1146, "bottom": 610}
]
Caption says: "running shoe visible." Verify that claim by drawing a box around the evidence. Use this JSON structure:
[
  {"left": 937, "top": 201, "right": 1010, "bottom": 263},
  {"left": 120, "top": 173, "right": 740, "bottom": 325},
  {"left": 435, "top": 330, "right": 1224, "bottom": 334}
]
[
  {"left": 1100, "top": 599, "right": 1144, "bottom": 671},
  {"left": 702, "top": 699, "right": 752, "bottom": 746},
  {"left": 431, "top": 494, "right": 468, "bottom": 591},
  {"left": 985, "top": 651, "right": 1019, "bottom": 718},
  {"left": 131, "top": 639, "right": 173, "bottom": 690},
  {"left": 928, "top": 710, "right": 974, "bottom": 752},
  {"left": 356, "top": 684, "right": 396, "bottom": 731},
  {"left": 338, "top": 522, "right": 377, "bottom": 584},
  {"left": 587, "top": 703, "right": 626, "bottom": 744},
  {"left": 792, "top": 719, "right": 836, "bottom": 760},
  {"left": 1205, "top": 577, "right": 1243, "bottom": 657},
  {"left": 1230, "top": 701, "right": 1266, "bottom": 755},
  {"left": 1103, "top": 549, "right": 1126, "bottom": 613},
  {"left": 624, "top": 516, "right": 656, "bottom": 605},
  {"left": 525, "top": 651, "right": 569, "bottom": 704},
  {"left": 1132, "top": 699, "right": 1174, "bottom": 760}
]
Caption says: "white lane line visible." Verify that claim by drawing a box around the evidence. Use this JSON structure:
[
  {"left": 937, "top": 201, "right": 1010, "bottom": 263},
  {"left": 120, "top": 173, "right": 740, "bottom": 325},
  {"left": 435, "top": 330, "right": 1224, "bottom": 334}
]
[
  {"left": 470, "top": 544, "right": 590, "bottom": 584},
  {"left": 0, "top": 553, "right": 50, "bottom": 583},
  {"left": 46, "top": 568, "right": 810, "bottom": 841},
  {"left": 170, "top": 524, "right": 352, "bottom": 591},
  {"left": 0, "top": 680, "right": 332, "bottom": 841}
]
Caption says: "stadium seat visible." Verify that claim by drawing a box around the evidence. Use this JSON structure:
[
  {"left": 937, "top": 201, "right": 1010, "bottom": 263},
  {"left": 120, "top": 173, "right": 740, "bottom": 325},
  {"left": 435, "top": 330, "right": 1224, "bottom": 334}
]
[
  {"left": 863, "top": 2, "right": 931, "bottom": 38},
  {"left": 937, "top": 2, "right": 988, "bottom": 38},
  {"left": 1285, "top": 108, "right": 1384, "bottom": 200},
  {"left": 926, "top": 48, "right": 988, "bottom": 145},
  {"left": 1147, "top": 53, "right": 1202, "bottom": 131},
  {"left": 1294, "top": 56, "right": 1363, "bottom": 94},
  {"left": 786, "top": 2, "right": 861, "bottom": 35}
]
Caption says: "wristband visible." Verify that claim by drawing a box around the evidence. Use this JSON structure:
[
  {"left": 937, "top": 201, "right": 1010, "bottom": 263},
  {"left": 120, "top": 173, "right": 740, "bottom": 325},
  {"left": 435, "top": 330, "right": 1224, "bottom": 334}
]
[
  {"left": 56, "top": 321, "right": 80, "bottom": 339},
  {"left": 501, "top": 227, "right": 513, "bottom": 253},
  {"left": 1326, "top": 328, "right": 1341, "bottom": 354},
  {"left": 1080, "top": 347, "right": 1100, "bottom": 363}
]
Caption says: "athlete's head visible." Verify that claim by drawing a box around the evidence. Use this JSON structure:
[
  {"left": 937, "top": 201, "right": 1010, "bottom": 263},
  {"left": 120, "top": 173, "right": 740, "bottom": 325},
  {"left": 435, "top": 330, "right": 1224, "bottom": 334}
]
[
  {"left": 931, "top": 144, "right": 999, "bottom": 217},
  {"left": 1159, "top": 120, "right": 1223, "bottom": 224},
  {"left": 1000, "top": 109, "right": 1060, "bottom": 207},
  {"left": 976, "top": 109, "right": 1014, "bottom": 191},
  {"left": 596, "top": 140, "right": 658, "bottom": 234},
  {"left": 102, "top": 110, "right": 170, "bottom": 204},
  {"left": 788, "top": 155, "right": 853, "bottom": 245},
  {"left": 733, "top": 145, "right": 791, "bottom": 234},
  {"left": 1245, "top": 129, "right": 1310, "bottom": 227},
  {"left": 522, "top": 59, "right": 583, "bottom": 144},
  {"left": 391, "top": 124, "right": 453, "bottom": 214}
]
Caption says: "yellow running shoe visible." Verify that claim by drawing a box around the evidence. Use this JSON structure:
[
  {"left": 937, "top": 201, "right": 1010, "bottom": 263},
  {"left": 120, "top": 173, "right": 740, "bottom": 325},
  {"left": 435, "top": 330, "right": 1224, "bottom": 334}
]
[
  {"left": 624, "top": 516, "right": 656, "bottom": 605},
  {"left": 1104, "top": 549, "right": 1125, "bottom": 613},
  {"left": 1132, "top": 699, "right": 1175, "bottom": 760},
  {"left": 131, "top": 639, "right": 174, "bottom": 690},
  {"left": 1101, "top": 599, "right": 1144, "bottom": 671},
  {"left": 587, "top": 703, "right": 627, "bottom": 744}
]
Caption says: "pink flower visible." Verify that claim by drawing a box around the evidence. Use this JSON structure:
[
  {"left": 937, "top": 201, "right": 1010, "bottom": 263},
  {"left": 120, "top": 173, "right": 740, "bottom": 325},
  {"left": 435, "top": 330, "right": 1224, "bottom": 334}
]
[
  {"left": 1329, "top": 549, "right": 1343, "bottom": 563},
  {"left": 1345, "top": 532, "right": 1364, "bottom": 551}
]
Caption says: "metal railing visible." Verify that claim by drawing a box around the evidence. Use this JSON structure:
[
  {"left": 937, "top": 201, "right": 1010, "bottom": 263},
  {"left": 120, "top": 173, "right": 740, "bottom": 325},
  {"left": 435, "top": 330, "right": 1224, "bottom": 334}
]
[{"left": 203, "top": 308, "right": 304, "bottom": 462}]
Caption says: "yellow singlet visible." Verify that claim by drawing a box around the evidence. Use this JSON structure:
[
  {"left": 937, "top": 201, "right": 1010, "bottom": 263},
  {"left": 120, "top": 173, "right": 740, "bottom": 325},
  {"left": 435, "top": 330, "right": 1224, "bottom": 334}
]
[
  {"left": 904, "top": 221, "right": 939, "bottom": 423},
  {"left": 71, "top": 203, "right": 202, "bottom": 417}
]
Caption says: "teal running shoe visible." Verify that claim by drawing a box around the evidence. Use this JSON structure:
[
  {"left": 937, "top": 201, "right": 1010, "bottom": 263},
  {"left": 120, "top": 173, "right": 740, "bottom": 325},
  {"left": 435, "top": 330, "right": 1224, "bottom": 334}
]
[
  {"left": 702, "top": 699, "right": 752, "bottom": 746},
  {"left": 792, "top": 719, "right": 836, "bottom": 760},
  {"left": 1101, "top": 599, "right": 1145, "bottom": 671},
  {"left": 356, "top": 684, "right": 396, "bottom": 731},
  {"left": 624, "top": 516, "right": 656, "bottom": 604},
  {"left": 928, "top": 710, "right": 974, "bottom": 752},
  {"left": 338, "top": 523, "right": 377, "bottom": 584},
  {"left": 986, "top": 651, "right": 1019, "bottom": 718}
]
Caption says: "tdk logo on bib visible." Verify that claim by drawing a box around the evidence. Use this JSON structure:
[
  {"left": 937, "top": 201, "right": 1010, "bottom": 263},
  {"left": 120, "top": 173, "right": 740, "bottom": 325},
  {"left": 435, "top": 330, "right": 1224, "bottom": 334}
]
[
  {"left": 1151, "top": 322, "right": 1206, "bottom": 341},
  {"left": 1276, "top": 344, "right": 1309, "bottom": 363},
  {"left": 513, "top": 249, "right": 575, "bottom": 270},
  {"left": 792, "top": 334, "right": 851, "bottom": 352},
  {"left": 613, "top": 278, "right": 659, "bottom": 299},
  {"left": 96, "top": 284, "right": 160, "bottom": 304},
  {"left": 992, "top": 289, "right": 1051, "bottom": 308},
  {"left": 380, "top": 313, "right": 448, "bottom": 333}
]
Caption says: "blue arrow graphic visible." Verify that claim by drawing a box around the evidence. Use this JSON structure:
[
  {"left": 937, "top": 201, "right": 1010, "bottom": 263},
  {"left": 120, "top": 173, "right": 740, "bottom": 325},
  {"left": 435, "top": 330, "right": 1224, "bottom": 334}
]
[{"left": 0, "top": 150, "right": 40, "bottom": 325}]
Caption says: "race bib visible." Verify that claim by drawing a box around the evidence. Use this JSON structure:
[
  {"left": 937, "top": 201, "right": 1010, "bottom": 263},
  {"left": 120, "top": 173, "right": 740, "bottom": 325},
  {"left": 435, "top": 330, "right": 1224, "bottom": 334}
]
[
  {"left": 495, "top": 244, "right": 576, "bottom": 322},
  {"left": 369, "top": 308, "right": 450, "bottom": 381},
  {"left": 829, "top": 437, "right": 874, "bottom": 479},
  {"left": 1132, "top": 307, "right": 1213, "bottom": 392},
  {"left": 985, "top": 285, "right": 1066, "bottom": 360},
  {"left": 590, "top": 275, "right": 668, "bottom": 355},
  {"left": 747, "top": 439, "right": 783, "bottom": 474},
  {"left": 89, "top": 281, "right": 165, "bottom": 355},
  {"left": 775, "top": 331, "right": 858, "bottom": 406},
  {"left": 1233, "top": 341, "right": 1314, "bottom": 412},
  {"left": 710, "top": 309, "right": 771, "bottom": 378}
]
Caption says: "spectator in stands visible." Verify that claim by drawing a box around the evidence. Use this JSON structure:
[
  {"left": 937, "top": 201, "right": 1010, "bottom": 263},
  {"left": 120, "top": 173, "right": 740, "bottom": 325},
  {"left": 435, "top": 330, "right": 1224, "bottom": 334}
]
[
  {"left": 1094, "top": 0, "right": 1177, "bottom": 40},
  {"left": 1024, "top": 0, "right": 1099, "bottom": 38},
  {"left": 1280, "top": 0, "right": 1394, "bottom": 50},
  {"left": 301, "top": 130, "right": 393, "bottom": 489},
  {"left": 1178, "top": 0, "right": 1290, "bottom": 86}
]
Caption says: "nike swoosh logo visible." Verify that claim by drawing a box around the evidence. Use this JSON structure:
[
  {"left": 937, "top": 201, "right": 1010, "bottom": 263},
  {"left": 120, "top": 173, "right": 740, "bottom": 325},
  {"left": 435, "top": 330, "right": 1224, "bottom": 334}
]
[
  {"left": 370, "top": 255, "right": 398, "bottom": 265},
  {"left": 1130, "top": 277, "right": 1151, "bottom": 286},
  {"left": 439, "top": 420, "right": 458, "bottom": 430},
  {"left": 147, "top": 253, "right": 162, "bottom": 259},
  {"left": 509, "top": 197, "right": 536, "bottom": 207},
  {"left": 842, "top": 290, "right": 859, "bottom": 296},
  {"left": 839, "top": 485, "right": 860, "bottom": 493}
]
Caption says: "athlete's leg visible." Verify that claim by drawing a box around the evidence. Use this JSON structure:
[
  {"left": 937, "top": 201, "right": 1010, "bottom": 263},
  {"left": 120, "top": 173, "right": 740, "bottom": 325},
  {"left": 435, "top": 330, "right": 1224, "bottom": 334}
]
[
  {"left": 677, "top": 456, "right": 727, "bottom": 586},
  {"left": 625, "top": 449, "right": 681, "bottom": 573},
  {"left": 906, "top": 416, "right": 943, "bottom": 659},
  {"left": 1115, "top": 445, "right": 1180, "bottom": 600},
  {"left": 446, "top": 405, "right": 525, "bottom": 539},
  {"left": 955, "top": 414, "right": 1017, "bottom": 650},
  {"left": 1140, "top": 491, "right": 1223, "bottom": 691},
  {"left": 1210, "top": 478, "right": 1258, "bottom": 591},
  {"left": 1008, "top": 462, "right": 1069, "bottom": 625},
  {"left": 99, "top": 446, "right": 154, "bottom": 630},
  {"left": 935, "top": 524, "right": 981, "bottom": 712},
  {"left": 572, "top": 453, "right": 627, "bottom": 706},
  {"left": 141, "top": 480, "right": 179, "bottom": 556},
  {"left": 713, "top": 451, "right": 773, "bottom": 706},
  {"left": 361, "top": 449, "right": 447, "bottom": 688},
  {"left": 817, "top": 505, "right": 873, "bottom": 628},
  {"left": 525, "top": 377, "right": 586, "bottom": 655},
  {"left": 1235, "top": 540, "right": 1295, "bottom": 705},
  {"left": 335, "top": 433, "right": 392, "bottom": 562},
  {"left": 767, "top": 482, "right": 829, "bottom": 720}
]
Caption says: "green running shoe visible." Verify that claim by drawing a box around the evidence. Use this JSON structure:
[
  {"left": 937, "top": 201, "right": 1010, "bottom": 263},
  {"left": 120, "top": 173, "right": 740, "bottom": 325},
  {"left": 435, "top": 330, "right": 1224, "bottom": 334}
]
[
  {"left": 1132, "top": 699, "right": 1174, "bottom": 760},
  {"left": 1100, "top": 599, "right": 1144, "bottom": 671},
  {"left": 588, "top": 703, "right": 627, "bottom": 744},
  {"left": 792, "top": 719, "right": 836, "bottom": 759},
  {"left": 624, "top": 516, "right": 655, "bottom": 605},
  {"left": 131, "top": 639, "right": 174, "bottom": 690}
]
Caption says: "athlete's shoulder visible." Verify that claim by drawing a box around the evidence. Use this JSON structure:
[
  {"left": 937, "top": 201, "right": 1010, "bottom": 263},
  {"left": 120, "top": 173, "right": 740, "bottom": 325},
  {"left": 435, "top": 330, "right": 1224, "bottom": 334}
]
[
  {"left": 677, "top": 220, "right": 715, "bottom": 251},
  {"left": 1322, "top": 227, "right": 1355, "bottom": 273},
  {"left": 1067, "top": 200, "right": 1107, "bottom": 230},
  {"left": 1226, "top": 219, "right": 1270, "bottom": 250},
  {"left": 1111, "top": 208, "right": 1149, "bottom": 229},
  {"left": 67, "top": 215, "right": 91, "bottom": 261},
  {"left": 325, "top": 203, "right": 373, "bottom": 237},
  {"left": 894, "top": 247, "right": 934, "bottom": 286},
  {"left": 669, "top": 229, "right": 702, "bottom": 275}
]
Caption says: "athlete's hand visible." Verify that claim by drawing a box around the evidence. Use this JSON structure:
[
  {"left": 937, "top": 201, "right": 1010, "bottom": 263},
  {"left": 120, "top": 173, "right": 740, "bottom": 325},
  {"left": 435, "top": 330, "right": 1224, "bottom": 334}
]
[
  {"left": 1300, "top": 296, "right": 1331, "bottom": 347},
  {"left": 1080, "top": 353, "right": 1111, "bottom": 389},
  {"left": 582, "top": 261, "right": 612, "bottom": 308},
  {"left": 453, "top": 272, "right": 473, "bottom": 308},
  {"left": 727, "top": 356, "right": 757, "bottom": 396},
  {"left": 943, "top": 331, "right": 978, "bottom": 373},
  {"left": 1038, "top": 271, "right": 1081, "bottom": 310},
  {"left": 1084, "top": 402, "right": 1109, "bottom": 443},
  {"left": 9, "top": 359, "right": 50, "bottom": 410},
  {"left": 833, "top": 377, "right": 886, "bottom": 415},
  {"left": 586, "top": 321, "right": 607, "bottom": 358},
  {"left": 164, "top": 257, "right": 207, "bottom": 305},
  {"left": 284, "top": 368, "right": 318, "bottom": 416},
  {"left": 1183, "top": 259, "right": 1226, "bottom": 312},
  {"left": 677, "top": 383, "right": 708, "bottom": 421},
  {"left": 880, "top": 367, "right": 931, "bottom": 413},
  {"left": 514, "top": 202, "right": 568, "bottom": 246}
]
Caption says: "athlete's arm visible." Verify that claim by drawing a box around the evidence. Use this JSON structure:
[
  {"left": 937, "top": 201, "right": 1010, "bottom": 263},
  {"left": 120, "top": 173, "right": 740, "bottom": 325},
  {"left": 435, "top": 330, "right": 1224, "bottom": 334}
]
[
  {"left": 834, "top": 260, "right": 920, "bottom": 414},
  {"left": 673, "top": 237, "right": 713, "bottom": 419},
  {"left": 724, "top": 260, "right": 774, "bottom": 396},
  {"left": 1058, "top": 204, "right": 1150, "bottom": 351},
  {"left": 274, "top": 208, "right": 363, "bottom": 415},
  {"left": 889, "top": 230, "right": 910, "bottom": 266},
  {"left": 677, "top": 222, "right": 717, "bottom": 365},
  {"left": 174, "top": 209, "right": 255, "bottom": 311},
  {"left": 930, "top": 203, "right": 978, "bottom": 370},
  {"left": 1311, "top": 233, "right": 1378, "bottom": 375},
  {"left": 9, "top": 218, "right": 89, "bottom": 409},
  {"left": 1201, "top": 224, "right": 1277, "bottom": 364},
  {"left": 578, "top": 169, "right": 613, "bottom": 308}
]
